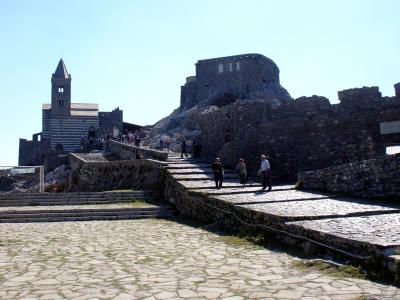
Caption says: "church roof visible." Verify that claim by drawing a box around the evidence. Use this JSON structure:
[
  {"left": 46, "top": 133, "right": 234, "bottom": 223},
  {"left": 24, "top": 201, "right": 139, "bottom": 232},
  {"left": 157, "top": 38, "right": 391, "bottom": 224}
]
[
  {"left": 42, "top": 103, "right": 99, "bottom": 117},
  {"left": 53, "top": 59, "right": 70, "bottom": 78}
]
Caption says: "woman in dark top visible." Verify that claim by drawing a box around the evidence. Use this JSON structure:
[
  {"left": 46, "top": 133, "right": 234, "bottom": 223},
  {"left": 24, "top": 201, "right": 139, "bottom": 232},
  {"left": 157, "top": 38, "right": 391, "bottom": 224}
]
[{"left": 212, "top": 158, "right": 223, "bottom": 189}]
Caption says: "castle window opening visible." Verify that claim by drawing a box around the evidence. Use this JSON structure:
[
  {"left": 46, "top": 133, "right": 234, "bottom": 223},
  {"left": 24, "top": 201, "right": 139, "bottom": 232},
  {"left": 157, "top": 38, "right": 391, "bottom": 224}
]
[
  {"left": 218, "top": 63, "right": 224, "bottom": 73},
  {"left": 58, "top": 85, "right": 64, "bottom": 93},
  {"left": 228, "top": 62, "right": 233, "bottom": 72},
  {"left": 386, "top": 145, "right": 400, "bottom": 155},
  {"left": 236, "top": 62, "right": 240, "bottom": 71}
]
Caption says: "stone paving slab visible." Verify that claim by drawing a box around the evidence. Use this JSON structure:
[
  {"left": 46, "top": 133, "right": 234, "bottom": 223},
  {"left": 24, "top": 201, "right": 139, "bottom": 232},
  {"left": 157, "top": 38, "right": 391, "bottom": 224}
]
[
  {"left": 236, "top": 198, "right": 399, "bottom": 220},
  {"left": 166, "top": 163, "right": 212, "bottom": 169},
  {"left": 173, "top": 173, "right": 238, "bottom": 181},
  {"left": 0, "top": 219, "right": 399, "bottom": 299},
  {"left": 288, "top": 213, "right": 400, "bottom": 247},
  {"left": 167, "top": 168, "right": 235, "bottom": 174},
  {"left": 178, "top": 179, "right": 262, "bottom": 189},
  {"left": 215, "top": 189, "right": 339, "bottom": 205},
  {"left": 198, "top": 185, "right": 295, "bottom": 195}
]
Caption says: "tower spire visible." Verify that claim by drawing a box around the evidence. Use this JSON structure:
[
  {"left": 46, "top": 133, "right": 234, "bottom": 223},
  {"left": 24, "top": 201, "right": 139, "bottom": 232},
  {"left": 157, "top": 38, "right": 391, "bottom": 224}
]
[{"left": 53, "top": 58, "right": 70, "bottom": 78}]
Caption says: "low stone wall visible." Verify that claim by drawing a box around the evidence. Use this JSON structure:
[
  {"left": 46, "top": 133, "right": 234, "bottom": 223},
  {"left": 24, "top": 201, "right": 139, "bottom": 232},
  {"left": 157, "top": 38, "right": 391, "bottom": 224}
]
[
  {"left": 68, "top": 155, "right": 166, "bottom": 192},
  {"left": 298, "top": 154, "right": 400, "bottom": 198},
  {"left": 105, "top": 140, "right": 168, "bottom": 161}
]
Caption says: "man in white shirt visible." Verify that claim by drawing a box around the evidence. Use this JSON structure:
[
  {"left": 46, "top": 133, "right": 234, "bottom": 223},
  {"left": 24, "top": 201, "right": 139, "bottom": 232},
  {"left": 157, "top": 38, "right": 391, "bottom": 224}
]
[{"left": 258, "top": 154, "right": 271, "bottom": 191}]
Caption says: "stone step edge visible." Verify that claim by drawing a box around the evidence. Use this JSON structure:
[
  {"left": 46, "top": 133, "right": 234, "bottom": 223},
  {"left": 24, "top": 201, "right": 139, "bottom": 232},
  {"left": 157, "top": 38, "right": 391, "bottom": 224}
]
[
  {"left": 0, "top": 200, "right": 156, "bottom": 206},
  {"left": 0, "top": 214, "right": 174, "bottom": 223},
  {"left": 0, "top": 207, "right": 173, "bottom": 215},
  {"left": 0, "top": 211, "right": 174, "bottom": 219},
  {"left": 0, "top": 196, "right": 154, "bottom": 201},
  {"left": 0, "top": 193, "right": 152, "bottom": 198}
]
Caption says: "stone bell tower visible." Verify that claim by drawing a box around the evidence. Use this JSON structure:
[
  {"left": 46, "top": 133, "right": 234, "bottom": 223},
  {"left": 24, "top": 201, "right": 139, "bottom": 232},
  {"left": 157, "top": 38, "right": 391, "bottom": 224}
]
[{"left": 51, "top": 59, "right": 71, "bottom": 116}]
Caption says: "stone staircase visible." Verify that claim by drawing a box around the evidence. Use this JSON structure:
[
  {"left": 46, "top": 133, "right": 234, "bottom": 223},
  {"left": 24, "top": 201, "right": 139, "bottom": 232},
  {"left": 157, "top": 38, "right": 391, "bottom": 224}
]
[
  {"left": 0, "top": 191, "right": 174, "bottom": 223},
  {"left": 164, "top": 154, "right": 400, "bottom": 276},
  {"left": 0, "top": 191, "right": 153, "bottom": 206}
]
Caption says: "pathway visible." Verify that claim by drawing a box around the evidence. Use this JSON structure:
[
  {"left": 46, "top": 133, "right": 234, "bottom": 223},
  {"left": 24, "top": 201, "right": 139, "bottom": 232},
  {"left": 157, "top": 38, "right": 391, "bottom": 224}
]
[{"left": 0, "top": 219, "right": 399, "bottom": 299}]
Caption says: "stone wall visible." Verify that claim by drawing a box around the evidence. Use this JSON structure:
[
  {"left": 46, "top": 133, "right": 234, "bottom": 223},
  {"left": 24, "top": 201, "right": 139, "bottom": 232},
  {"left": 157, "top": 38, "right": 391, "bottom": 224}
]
[
  {"left": 68, "top": 154, "right": 166, "bottom": 192},
  {"left": 98, "top": 108, "right": 123, "bottom": 137},
  {"left": 298, "top": 154, "right": 400, "bottom": 198},
  {"left": 199, "top": 87, "right": 400, "bottom": 181},
  {"left": 104, "top": 140, "right": 168, "bottom": 161}
]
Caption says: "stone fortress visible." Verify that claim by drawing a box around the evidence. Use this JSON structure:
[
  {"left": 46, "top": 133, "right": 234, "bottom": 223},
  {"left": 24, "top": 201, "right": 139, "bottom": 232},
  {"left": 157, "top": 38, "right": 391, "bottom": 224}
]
[
  {"left": 19, "top": 59, "right": 124, "bottom": 169},
  {"left": 151, "top": 53, "right": 400, "bottom": 181},
  {"left": 180, "top": 53, "right": 291, "bottom": 110}
]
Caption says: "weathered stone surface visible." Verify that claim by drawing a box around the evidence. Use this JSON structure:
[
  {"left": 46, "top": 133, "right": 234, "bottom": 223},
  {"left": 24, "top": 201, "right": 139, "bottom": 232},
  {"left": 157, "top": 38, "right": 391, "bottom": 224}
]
[
  {"left": 164, "top": 155, "right": 400, "bottom": 276},
  {"left": 0, "top": 219, "right": 399, "bottom": 299},
  {"left": 288, "top": 214, "right": 400, "bottom": 248},
  {"left": 395, "top": 82, "right": 400, "bottom": 98},
  {"left": 198, "top": 92, "right": 400, "bottom": 181},
  {"left": 298, "top": 153, "right": 400, "bottom": 198},
  {"left": 338, "top": 86, "right": 382, "bottom": 103},
  {"left": 105, "top": 140, "right": 168, "bottom": 161},
  {"left": 68, "top": 155, "right": 165, "bottom": 192}
]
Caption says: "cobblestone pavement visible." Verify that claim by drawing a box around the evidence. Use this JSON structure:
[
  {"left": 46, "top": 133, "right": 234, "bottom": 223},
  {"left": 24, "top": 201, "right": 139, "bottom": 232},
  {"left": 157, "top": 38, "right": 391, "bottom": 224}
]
[
  {"left": 288, "top": 214, "right": 400, "bottom": 247},
  {"left": 1, "top": 219, "right": 400, "bottom": 300}
]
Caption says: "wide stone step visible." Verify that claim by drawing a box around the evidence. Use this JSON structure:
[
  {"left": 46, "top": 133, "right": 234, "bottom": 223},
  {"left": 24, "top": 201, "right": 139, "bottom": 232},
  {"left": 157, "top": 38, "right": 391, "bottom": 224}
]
[
  {"left": 0, "top": 205, "right": 175, "bottom": 223},
  {"left": 167, "top": 168, "right": 235, "bottom": 175},
  {"left": 172, "top": 174, "right": 238, "bottom": 181},
  {"left": 166, "top": 163, "right": 212, "bottom": 169},
  {"left": 0, "top": 197, "right": 154, "bottom": 207},
  {"left": 0, "top": 195, "right": 152, "bottom": 201},
  {"left": 0, "top": 192, "right": 151, "bottom": 199},
  {"left": 0, "top": 214, "right": 173, "bottom": 223}
]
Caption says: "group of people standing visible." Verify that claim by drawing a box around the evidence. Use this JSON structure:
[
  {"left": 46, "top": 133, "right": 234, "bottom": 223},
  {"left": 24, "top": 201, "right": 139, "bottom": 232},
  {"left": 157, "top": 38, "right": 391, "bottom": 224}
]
[{"left": 212, "top": 155, "right": 272, "bottom": 191}]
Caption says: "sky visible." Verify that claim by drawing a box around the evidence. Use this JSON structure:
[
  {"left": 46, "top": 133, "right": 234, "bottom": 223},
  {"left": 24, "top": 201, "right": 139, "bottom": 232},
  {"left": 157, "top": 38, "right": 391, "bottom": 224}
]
[{"left": 0, "top": 0, "right": 399, "bottom": 165}]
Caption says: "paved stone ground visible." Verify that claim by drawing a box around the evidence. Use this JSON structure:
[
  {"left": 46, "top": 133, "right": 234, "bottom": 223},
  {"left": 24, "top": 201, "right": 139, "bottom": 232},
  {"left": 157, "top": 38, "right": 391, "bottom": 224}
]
[
  {"left": 288, "top": 214, "right": 400, "bottom": 247},
  {"left": 1, "top": 219, "right": 400, "bottom": 300}
]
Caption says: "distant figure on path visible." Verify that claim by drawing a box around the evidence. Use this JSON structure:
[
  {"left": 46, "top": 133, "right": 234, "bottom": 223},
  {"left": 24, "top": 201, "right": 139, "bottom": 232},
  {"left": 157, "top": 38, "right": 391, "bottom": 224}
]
[
  {"left": 236, "top": 158, "right": 247, "bottom": 187},
  {"left": 212, "top": 158, "right": 224, "bottom": 189},
  {"left": 341, "top": 151, "right": 350, "bottom": 164},
  {"left": 165, "top": 139, "right": 170, "bottom": 153},
  {"left": 159, "top": 138, "right": 164, "bottom": 151},
  {"left": 192, "top": 140, "right": 202, "bottom": 158},
  {"left": 181, "top": 140, "right": 188, "bottom": 158},
  {"left": 258, "top": 154, "right": 271, "bottom": 191}
]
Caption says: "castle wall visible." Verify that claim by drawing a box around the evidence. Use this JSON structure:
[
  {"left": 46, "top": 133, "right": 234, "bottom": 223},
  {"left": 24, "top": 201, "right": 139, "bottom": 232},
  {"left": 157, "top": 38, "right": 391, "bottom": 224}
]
[
  {"left": 199, "top": 86, "right": 400, "bottom": 181},
  {"left": 180, "top": 54, "right": 290, "bottom": 110},
  {"left": 18, "top": 134, "right": 49, "bottom": 166},
  {"left": 195, "top": 54, "right": 279, "bottom": 102},
  {"left": 298, "top": 154, "right": 400, "bottom": 199},
  {"left": 98, "top": 108, "right": 123, "bottom": 137}
]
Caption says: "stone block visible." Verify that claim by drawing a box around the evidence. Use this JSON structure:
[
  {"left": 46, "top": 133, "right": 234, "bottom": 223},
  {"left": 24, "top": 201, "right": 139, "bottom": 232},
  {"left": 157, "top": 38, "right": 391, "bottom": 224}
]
[
  {"left": 338, "top": 86, "right": 382, "bottom": 102},
  {"left": 395, "top": 82, "right": 400, "bottom": 98}
]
